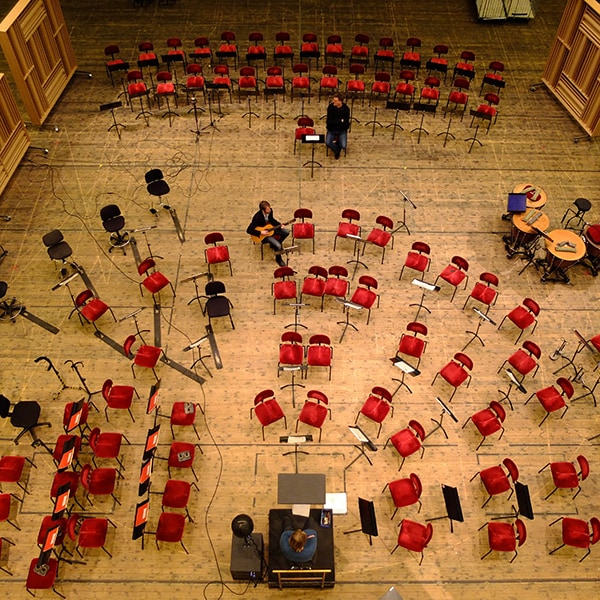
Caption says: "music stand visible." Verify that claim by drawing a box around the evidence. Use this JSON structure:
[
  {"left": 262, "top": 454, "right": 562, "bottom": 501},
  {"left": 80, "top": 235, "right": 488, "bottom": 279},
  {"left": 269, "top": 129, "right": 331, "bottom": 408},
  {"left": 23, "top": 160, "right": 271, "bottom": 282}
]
[
  {"left": 278, "top": 364, "right": 305, "bottom": 408},
  {"left": 302, "top": 134, "right": 324, "bottom": 178},
  {"left": 365, "top": 106, "right": 384, "bottom": 136},
  {"left": 437, "top": 117, "right": 454, "bottom": 147},
  {"left": 462, "top": 307, "right": 496, "bottom": 351},
  {"left": 64, "top": 398, "right": 85, "bottom": 434},
  {"left": 276, "top": 244, "right": 299, "bottom": 266},
  {"left": 345, "top": 233, "right": 368, "bottom": 279},
  {"left": 345, "top": 425, "right": 377, "bottom": 470},
  {"left": 188, "top": 95, "right": 203, "bottom": 142},
  {"left": 183, "top": 335, "right": 213, "bottom": 378},
  {"left": 389, "top": 357, "right": 421, "bottom": 396},
  {"left": 411, "top": 102, "right": 436, "bottom": 143},
  {"left": 410, "top": 278, "right": 440, "bottom": 320},
  {"left": 34, "top": 523, "right": 61, "bottom": 575},
  {"left": 344, "top": 497, "right": 379, "bottom": 545},
  {"left": 284, "top": 302, "right": 309, "bottom": 331},
  {"left": 241, "top": 96, "right": 259, "bottom": 128},
  {"left": 280, "top": 434, "right": 313, "bottom": 473},
  {"left": 336, "top": 297, "right": 363, "bottom": 343},
  {"left": 385, "top": 101, "right": 408, "bottom": 140},
  {"left": 143, "top": 424, "right": 160, "bottom": 462},
  {"left": 138, "top": 457, "right": 153, "bottom": 497},
  {"left": 553, "top": 329, "right": 591, "bottom": 377},
  {"left": 202, "top": 83, "right": 222, "bottom": 131},
  {"left": 428, "top": 396, "right": 458, "bottom": 440},
  {"left": 266, "top": 96, "right": 284, "bottom": 129},
  {"left": 147, "top": 380, "right": 161, "bottom": 418},
  {"left": 514, "top": 481, "right": 534, "bottom": 520},
  {"left": 132, "top": 498, "right": 150, "bottom": 549},
  {"left": 465, "top": 120, "right": 483, "bottom": 153},
  {"left": 392, "top": 190, "right": 417, "bottom": 235},
  {"left": 497, "top": 369, "right": 526, "bottom": 411},
  {"left": 56, "top": 436, "right": 77, "bottom": 472},
  {"left": 99, "top": 101, "right": 125, "bottom": 140},
  {"left": 426, "top": 484, "right": 464, "bottom": 533}
]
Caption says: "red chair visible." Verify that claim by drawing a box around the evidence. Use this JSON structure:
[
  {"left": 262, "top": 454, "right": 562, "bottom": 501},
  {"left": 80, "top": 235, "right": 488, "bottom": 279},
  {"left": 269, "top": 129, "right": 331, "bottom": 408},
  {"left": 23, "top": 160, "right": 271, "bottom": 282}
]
[
  {"left": 80, "top": 463, "right": 120, "bottom": 505},
  {"left": 453, "top": 50, "right": 476, "bottom": 81},
  {"left": 399, "top": 241, "right": 431, "bottom": 281},
  {"left": 462, "top": 272, "right": 499, "bottom": 314},
  {"left": 432, "top": 352, "right": 473, "bottom": 401},
  {"left": 305, "top": 334, "right": 333, "bottom": 380},
  {"left": 167, "top": 442, "right": 202, "bottom": 482},
  {"left": 498, "top": 297, "right": 540, "bottom": 344},
  {"left": 549, "top": 516, "right": 600, "bottom": 561},
  {"left": 89, "top": 427, "right": 129, "bottom": 471},
  {"left": 318, "top": 65, "right": 339, "bottom": 100},
  {"left": 52, "top": 434, "right": 82, "bottom": 470},
  {"left": 104, "top": 44, "right": 127, "bottom": 87},
  {"left": 293, "top": 116, "right": 315, "bottom": 154},
  {"left": 162, "top": 479, "right": 199, "bottom": 522},
  {"left": 250, "top": 389, "right": 286, "bottom": 441},
  {"left": 62, "top": 400, "right": 91, "bottom": 436},
  {"left": 126, "top": 69, "right": 151, "bottom": 122},
  {"left": 325, "top": 34, "right": 344, "bottom": 66},
  {"left": 156, "top": 511, "right": 188, "bottom": 553},
  {"left": 362, "top": 216, "right": 394, "bottom": 263},
  {"left": 323, "top": 265, "right": 350, "bottom": 307},
  {"left": 349, "top": 275, "right": 380, "bottom": 324},
  {"left": 291, "top": 64, "right": 311, "bottom": 103},
  {"left": 295, "top": 390, "right": 331, "bottom": 442},
  {"left": 393, "top": 69, "right": 416, "bottom": 106},
  {"left": 498, "top": 340, "right": 541, "bottom": 383},
  {"left": 67, "top": 513, "right": 116, "bottom": 558},
  {"left": 37, "top": 515, "right": 67, "bottom": 551},
  {"left": 0, "top": 493, "right": 20, "bottom": 530},
  {"left": 0, "top": 455, "right": 35, "bottom": 495},
  {"left": 189, "top": 36, "right": 212, "bottom": 65},
  {"left": 70, "top": 289, "right": 116, "bottom": 330},
  {"left": 274, "top": 31, "right": 294, "bottom": 68},
  {"left": 185, "top": 63, "right": 206, "bottom": 103},
  {"left": 434, "top": 255, "right": 469, "bottom": 301},
  {"left": 369, "top": 71, "right": 391, "bottom": 106},
  {"left": 349, "top": 34, "right": 370, "bottom": 67},
  {"left": 216, "top": 31, "right": 238, "bottom": 68},
  {"left": 346, "top": 64, "right": 366, "bottom": 106},
  {"left": 277, "top": 331, "right": 305, "bottom": 383},
  {"left": 471, "top": 92, "right": 500, "bottom": 132},
  {"left": 272, "top": 266, "right": 297, "bottom": 315},
  {"left": 204, "top": 232, "right": 233, "bottom": 277},
  {"left": 426, "top": 44, "right": 449, "bottom": 82},
  {"left": 444, "top": 77, "right": 470, "bottom": 121},
  {"left": 333, "top": 208, "right": 361, "bottom": 251},
  {"left": 374, "top": 37, "right": 395, "bottom": 73},
  {"left": 400, "top": 37, "right": 422, "bottom": 74},
  {"left": 419, "top": 76, "right": 441, "bottom": 106},
  {"left": 299, "top": 32, "right": 320, "bottom": 70},
  {"left": 169, "top": 402, "right": 202, "bottom": 440},
  {"left": 212, "top": 64, "right": 233, "bottom": 102},
  {"left": 102, "top": 378, "right": 138, "bottom": 423},
  {"left": 385, "top": 420, "right": 426, "bottom": 471},
  {"left": 481, "top": 519, "right": 527, "bottom": 562},
  {"left": 237, "top": 66, "right": 259, "bottom": 102},
  {"left": 166, "top": 38, "right": 187, "bottom": 66},
  {"left": 539, "top": 455, "right": 590, "bottom": 500},
  {"left": 26, "top": 557, "right": 64, "bottom": 598},
  {"left": 472, "top": 458, "right": 519, "bottom": 508},
  {"left": 50, "top": 470, "right": 82, "bottom": 510},
  {"left": 396, "top": 322, "right": 428, "bottom": 370},
  {"left": 154, "top": 71, "right": 178, "bottom": 125},
  {"left": 292, "top": 208, "right": 315, "bottom": 253},
  {"left": 138, "top": 257, "right": 175, "bottom": 300},
  {"left": 246, "top": 32, "right": 267, "bottom": 69},
  {"left": 479, "top": 60, "right": 506, "bottom": 95},
  {"left": 124, "top": 334, "right": 163, "bottom": 381},
  {"left": 525, "top": 376, "right": 573, "bottom": 426},
  {"left": 463, "top": 400, "right": 506, "bottom": 450},
  {"left": 383, "top": 473, "right": 422, "bottom": 519},
  {"left": 300, "top": 266, "right": 328, "bottom": 310},
  {"left": 391, "top": 519, "right": 433, "bottom": 564},
  {"left": 264, "top": 65, "right": 286, "bottom": 98},
  {"left": 355, "top": 386, "right": 394, "bottom": 437}
]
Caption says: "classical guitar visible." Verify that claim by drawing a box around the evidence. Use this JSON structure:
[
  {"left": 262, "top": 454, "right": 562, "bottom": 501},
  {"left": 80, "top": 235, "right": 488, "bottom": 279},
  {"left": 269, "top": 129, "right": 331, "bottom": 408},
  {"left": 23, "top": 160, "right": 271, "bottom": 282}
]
[{"left": 250, "top": 218, "right": 296, "bottom": 243}]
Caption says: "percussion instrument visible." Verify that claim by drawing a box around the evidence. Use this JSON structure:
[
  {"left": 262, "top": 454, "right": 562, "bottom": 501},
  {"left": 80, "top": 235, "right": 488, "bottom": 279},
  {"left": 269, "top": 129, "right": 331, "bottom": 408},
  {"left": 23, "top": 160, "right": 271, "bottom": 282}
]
[
  {"left": 505, "top": 210, "right": 550, "bottom": 258},
  {"left": 513, "top": 183, "right": 547, "bottom": 209},
  {"left": 582, "top": 224, "right": 600, "bottom": 276},
  {"left": 540, "top": 229, "right": 586, "bottom": 283}
]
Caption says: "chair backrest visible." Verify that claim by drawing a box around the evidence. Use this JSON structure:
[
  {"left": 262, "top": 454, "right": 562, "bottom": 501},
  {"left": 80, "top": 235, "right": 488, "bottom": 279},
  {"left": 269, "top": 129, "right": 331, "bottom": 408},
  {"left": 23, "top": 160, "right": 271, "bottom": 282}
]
[
  {"left": 220, "top": 31, "right": 236, "bottom": 42},
  {"left": 307, "top": 390, "right": 328, "bottom": 405},
  {"left": 294, "top": 207, "right": 312, "bottom": 220},
  {"left": 322, "top": 64, "right": 337, "bottom": 76},
  {"left": 100, "top": 204, "right": 121, "bottom": 223},
  {"left": 590, "top": 517, "right": 600, "bottom": 545},
  {"left": 515, "top": 519, "right": 527, "bottom": 546},
  {"left": 556, "top": 377, "right": 575, "bottom": 399},
  {"left": 327, "top": 34, "right": 342, "bottom": 45},
  {"left": 451, "top": 255, "right": 469, "bottom": 271},
  {"left": 358, "top": 275, "right": 378, "bottom": 290},
  {"left": 205, "top": 280, "right": 226, "bottom": 296},
  {"left": 101, "top": 379, "right": 113, "bottom": 401},
  {"left": 341, "top": 208, "right": 360, "bottom": 222},
  {"left": 433, "top": 44, "right": 448, "bottom": 56},
  {"left": 407, "top": 321, "right": 427, "bottom": 337},
  {"left": 274, "top": 266, "right": 295, "bottom": 279},
  {"left": 408, "top": 419, "right": 426, "bottom": 440},
  {"left": 374, "top": 71, "right": 391, "bottom": 83},
  {"left": 454, "top": 352, "right": 473, "bottom": 371},
  {"left": 328, "top": 265, "right": 348, "bottom": 278},
  {"left": 459, "top": 50, "right": 475, "bottom": 62},
  {"left": 239, "top": 66, "right": 255, "bottom": 77},
  {"left": 375, "top": 215, "right": 393, "bottom": 230},
  {"left": 354, "top": 33, "right": 370, "bottom": 46},
  {"left": 254, "top": 389, "right": 274, "bottom": 405},
  {"left": 139, "top": 41, "right": 154, "bottom": 52},
  {"left": 80, "top": 463, "right": 92, "bottom": 490},
  {"left": 137, "top": 257, "right": 156, "bottom": 276},
  {"left": 187, "top": 63, "right": 203, "bottom": 76},
  {"left": 297, "top": 116, "right": 314, "bottom": 128},
  {"left": 379, "top": 37, "right": 393, "bottom": 49},
  {"left": 249, "top": 32, "right": 263, "bottom": 44},
  {"left": 503, "top": 457, "right": 519, "bottom": 481},
  {"left": 205, "top": 232, "right": 225, "bottom": 245},
  {"left": 489, "top": 60, "right": 505, "bottom": 73},
  {"left": 372, "top": 386, "right": 392, "bottom": 403},
  {"left": 400, "top": 69, "right": 415, "bottom": 82},
  {"left": 157, "top": 71, "right": 172, "bottom": 83},
  {"left": 75, "top": 289, "right": 94, "bottom": 308},
  {"left": 0, "top": 394, "right": 11, "bottom": 418},
  {"left": 145, "top": 168, "right": 163, "bottom": 184},
  {"left": 42, "top": 229, "right": 64, "bottom": 248},
  {"left": 66, "top": 513, "right": 81, "bottom": 542},
  {"left": 423, "top": 523, "right": 434, "bottom": 547},
  {"left": 424, "top": 76, "right": 440, "bottom": 88},
  {"left": 276, "top": 32, "right": 291, "bottom": 44},
  {"left": 409, "top": 473, "right": 422, "bottom": 497},
  {"left": 308, "top": 333, "right": 331, "bottom": 346},
  {"left": 577, "top": 455, "right": 590, "bottom": 480},
  {"left": 307, "top": 265, "right": 327, "bottom": 279},
  {"left": 123, "top": 335, "right": 137, "bottom": 357},
  {"left": 453, "top": 77, "right": 471, "bottom": 91},
  {"left": 522, "top": 340, "right": 541, "bottom": 359},
  {"left": 479, "top": 272, "right": 498, "bottom": 287},
  {"left": 489, "top": 400, "right": 506, "bottom": 422},
  {"left": 411, "top": 241, "right": 430, "bottom": 254},
  {"left": 349, "top": 63, "right": 365, "bottom": 77},
  {"left": 281, "top": 331, "right": 302, "bottom": 344},
  {"left": 484, "top": 92, "right": 500, "bottom": 106},
  {"left": 88, "top": 427, "right": 101, "bottom": 451},
  {"left": 522, "top": 297, "right": 540, "bottom": 316}
]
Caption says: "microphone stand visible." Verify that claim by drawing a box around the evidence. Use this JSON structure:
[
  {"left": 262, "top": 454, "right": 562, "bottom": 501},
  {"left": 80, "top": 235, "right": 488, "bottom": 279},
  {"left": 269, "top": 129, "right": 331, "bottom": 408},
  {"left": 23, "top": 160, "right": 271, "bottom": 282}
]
[
  {"left": 392, "top": 190, "right": 417, "bottom": 235},
  {"left": 188, "top": 96, "right": 203, "bottom": 142}
]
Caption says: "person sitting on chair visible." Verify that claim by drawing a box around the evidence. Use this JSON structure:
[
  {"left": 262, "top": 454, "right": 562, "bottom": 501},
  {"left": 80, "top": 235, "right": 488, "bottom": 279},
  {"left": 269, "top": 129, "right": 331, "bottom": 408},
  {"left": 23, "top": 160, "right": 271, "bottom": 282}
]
[
  {"left": 246, "top": 200, "right": 290, "bottom": 266},
  {"left": 279, "top": 513, "right": 318, "bottom": 566},
  {"left": 325, "top": 93, "right": 350, "bottom": 160}
]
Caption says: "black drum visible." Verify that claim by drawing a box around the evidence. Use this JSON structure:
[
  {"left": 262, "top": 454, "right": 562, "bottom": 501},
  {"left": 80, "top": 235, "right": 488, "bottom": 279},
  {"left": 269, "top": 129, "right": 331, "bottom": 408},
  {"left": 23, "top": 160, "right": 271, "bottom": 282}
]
[{"left": 584, "top": 224, "right": 600, "bottom": 258}]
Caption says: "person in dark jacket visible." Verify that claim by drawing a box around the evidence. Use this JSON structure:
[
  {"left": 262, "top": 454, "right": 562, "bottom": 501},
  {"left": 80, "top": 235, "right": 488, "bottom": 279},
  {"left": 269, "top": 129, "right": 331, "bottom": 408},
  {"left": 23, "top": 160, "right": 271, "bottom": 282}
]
[
  {"left": 325, "top": 93, "right": 350, "bottom": 159},
  {"left": 246, "top": 200, "right": 290, "bottom": 266}
]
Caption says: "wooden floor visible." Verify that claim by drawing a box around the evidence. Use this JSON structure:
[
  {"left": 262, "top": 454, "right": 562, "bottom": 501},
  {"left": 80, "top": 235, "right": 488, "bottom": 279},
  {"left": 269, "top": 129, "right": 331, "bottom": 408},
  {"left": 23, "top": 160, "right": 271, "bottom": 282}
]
[{"left": 0, "top": 0, "right": 599, "bottom": 598}]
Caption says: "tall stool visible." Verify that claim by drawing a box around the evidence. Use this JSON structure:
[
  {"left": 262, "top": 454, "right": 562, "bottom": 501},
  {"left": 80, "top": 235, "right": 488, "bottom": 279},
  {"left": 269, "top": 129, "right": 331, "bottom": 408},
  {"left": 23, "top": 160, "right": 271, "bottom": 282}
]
[
  {"left": 0, "top": 281, "right": 24, "bottom": 321},
  {"left": 561, "top": 197, "right": 591, "bottom": 231}
]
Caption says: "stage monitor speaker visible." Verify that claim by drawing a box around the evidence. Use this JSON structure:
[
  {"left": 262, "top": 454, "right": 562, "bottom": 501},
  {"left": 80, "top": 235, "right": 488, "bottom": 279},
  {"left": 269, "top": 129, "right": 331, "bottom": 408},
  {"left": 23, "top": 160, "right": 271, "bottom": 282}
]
[{"left": 230, "top": 532, "right": 263, "bottom": 581}]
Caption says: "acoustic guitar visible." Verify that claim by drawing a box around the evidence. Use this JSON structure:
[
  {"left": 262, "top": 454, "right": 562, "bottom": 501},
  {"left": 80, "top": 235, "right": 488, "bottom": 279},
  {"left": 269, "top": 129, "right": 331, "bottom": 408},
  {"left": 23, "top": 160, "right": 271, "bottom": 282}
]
[{"left": 250, "top": 219, "right": 296, "bottom": 243}]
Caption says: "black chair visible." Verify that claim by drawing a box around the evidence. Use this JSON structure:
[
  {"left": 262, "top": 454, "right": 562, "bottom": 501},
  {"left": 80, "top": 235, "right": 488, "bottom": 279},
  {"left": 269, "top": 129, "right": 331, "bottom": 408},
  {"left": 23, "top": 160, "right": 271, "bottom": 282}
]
[
  {"left": 145, "top": 169, "right": 171, "bottom": 214},
  {"left": 0, "top": 281, "right": 24, "bottom": 321},
  {"left": 100, "top": 205, "right": 130, "bottom": 253},
  {"left": 202, "top": 281, "right": 234, "bottom": 330},
  {"left": 9, "top": 400, "right": 51, "bottom": 444},
  {"left": 42, "top": 230, "right": 73, "bottom": 276},
  {"left": 0, "top": 394, "right": 11, "bottom": 419}
]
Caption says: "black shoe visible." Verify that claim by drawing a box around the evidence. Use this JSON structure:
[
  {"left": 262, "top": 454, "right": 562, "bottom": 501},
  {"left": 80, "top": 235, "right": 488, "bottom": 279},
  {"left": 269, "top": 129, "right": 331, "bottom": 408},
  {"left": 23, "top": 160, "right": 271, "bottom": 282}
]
[
  {"left": 276, "top": 255, "right": 285, "bottom": 267},
  {"left": 334, "top": 152, "right": 340, "bottom": 160}
]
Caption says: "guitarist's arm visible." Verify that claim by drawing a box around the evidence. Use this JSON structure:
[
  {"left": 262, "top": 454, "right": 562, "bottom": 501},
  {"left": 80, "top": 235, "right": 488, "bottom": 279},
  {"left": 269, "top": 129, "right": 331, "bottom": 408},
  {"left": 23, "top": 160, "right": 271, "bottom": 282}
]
[{"left": 246, "top": 212, "right": 268, "bottom": 237}]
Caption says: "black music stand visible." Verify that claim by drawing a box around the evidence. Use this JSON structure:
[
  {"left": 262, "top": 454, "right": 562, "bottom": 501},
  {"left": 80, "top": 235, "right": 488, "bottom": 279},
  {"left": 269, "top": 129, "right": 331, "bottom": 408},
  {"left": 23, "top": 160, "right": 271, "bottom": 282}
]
[
  {"left": 137, "top": 57, "right": 159, "bottom": 90},
  {"left": 410, "top": 278, "right": 440, "bottom": 320},
  {"left": 462, "top": 307, "right": 496, "bottom": 351},
  {"left": 188, "top": 95, "right": 203, "bottom": 141},
  {"left": 428, "top": 396, "right": 458, "bottom": 440},
  {"left": 278, "top": 364, "right": 305, "bottom": 408},
  {"left": 437, "top": 117, "right": 454, "bottom": 147},
  {"left": 280, "top": 434, "right": 313, "bottom": 473},
  {"left": 385, "top": 101, "right": 408, "bottom": 140},
  {"left": 183, "top": 335, "right": 213, "bottom": 378},
  {"left": 345, "top": 425, "right": 377, "bottom": 470},
  {"left": 514, "top": 481, "right": 534, "bottom": 520},
  {"left": 161, "top": 54, "right": 185, "bottom": 89},
  {"left": 465, "top": 120, "right": 483, "bottom": 153},
  {"left": 182, "top": 271, "right": 212, "bottom": 307},
  {"left": 203, "top": 83, "right": 223, "bottom": 129},
  {"left": 389, "top": 357, "right": 421, "bottom": 396},
  {"left": 392, "top": 190, "right": 416, "bottom": 235},
  {"left": 572, "top": 373, "right": 600, "bottom": 407},
  {"left": 365, "top": 107, "right": 384, "bottom": 136},
  {"left": 344, "top": 497, "right": 379, "bottom": 545},
  {"left": 553, "top": 329, "right": 590, "bottom": 377},
  {"left": 276, "top": 244, "right": 299, "bottom": 266},
  {"left": 132, "top": 498, "right": 150, "bottom": 549},
  {"left": 147, "top": 380, "right": 161, "bottom": 418},
  {"left": 426, "top": 484, "right": 464, "bottom": 533},
  {"left": 143, "top": 424, "right": 161, "bottom": 462},
  {"left": 285, "top": 302, "right": 309, "bottom": 331},
  {"left": 99, "top": 101, "right": 125, "bottom": 140},
  {"left": 336, "top": 297, "right": 363, "bottom": 343},
  {"left": 266, "top": 96, "right": 284, "bottom": 129},
  {"left": 411, "top": 102, "right": 436, "bottom": 143},
  {"left": 497, "top": 369, "right": 527, "bottom": 411},
  {"left": 241, "top": 96, "right": 259, "bottom": 128},
  {"left": 56, "top": 436, "right": 77, "bottom": 472},
  {"left": 302, "top": 133, "right": 324, "bottom": 178},
  {"left": 345, "top": 233, "right": 368, "bottom": 279}
]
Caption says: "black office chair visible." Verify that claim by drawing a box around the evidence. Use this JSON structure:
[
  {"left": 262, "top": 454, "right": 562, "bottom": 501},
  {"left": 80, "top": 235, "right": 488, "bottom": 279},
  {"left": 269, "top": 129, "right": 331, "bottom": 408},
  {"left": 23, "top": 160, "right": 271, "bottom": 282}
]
[
  {"left": 0, "top": 281, "right": 24, "bottom": 321},
  {"left": 100, "top": 205, "right": 130, "bottom": 253},
  {"left": 42, "top": 230, "right": 73, "bottom": 276},
  {"left": 145, "top": 169, "right": 171, "bottom": 214},
  {"left": 0, "top": 394, "right": 11, "bottom": 419},
  {"left": 202, "top": 280, "right": 234, "bottom": 329}
]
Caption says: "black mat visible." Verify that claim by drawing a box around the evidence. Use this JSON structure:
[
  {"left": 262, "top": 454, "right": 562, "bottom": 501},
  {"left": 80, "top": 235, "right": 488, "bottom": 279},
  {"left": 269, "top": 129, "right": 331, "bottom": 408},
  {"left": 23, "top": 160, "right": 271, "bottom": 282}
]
[{"left": 268, "top": 508, "right": 335, "bottom": 588}]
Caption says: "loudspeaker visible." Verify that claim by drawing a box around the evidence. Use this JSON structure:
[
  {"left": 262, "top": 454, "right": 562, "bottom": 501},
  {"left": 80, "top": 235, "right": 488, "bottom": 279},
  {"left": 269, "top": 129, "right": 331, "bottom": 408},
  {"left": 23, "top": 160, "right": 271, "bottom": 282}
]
[{"left": 230, "top": 533, "right": 263, "bottom": 581}]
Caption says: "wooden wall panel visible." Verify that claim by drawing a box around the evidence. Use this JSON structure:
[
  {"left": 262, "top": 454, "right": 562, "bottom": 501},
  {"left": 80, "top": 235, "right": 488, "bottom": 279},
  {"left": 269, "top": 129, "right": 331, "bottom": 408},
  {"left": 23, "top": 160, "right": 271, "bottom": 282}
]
[
  {"left": 0, "top": 0, "right": 77, "bottom": 126},
  {"left": 0, "top": 73, "right": 29, "bottom": 195}
]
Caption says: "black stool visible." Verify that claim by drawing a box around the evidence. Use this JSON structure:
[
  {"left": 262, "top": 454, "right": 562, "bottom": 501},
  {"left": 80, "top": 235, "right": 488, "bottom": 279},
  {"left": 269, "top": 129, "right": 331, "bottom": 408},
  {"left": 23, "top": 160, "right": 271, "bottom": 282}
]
[
  {"left": 0, "top": 281, "right": 24, "bottom": 321},
  {"left": 561, "top": 197, "right": 592, "bottom": 231}
]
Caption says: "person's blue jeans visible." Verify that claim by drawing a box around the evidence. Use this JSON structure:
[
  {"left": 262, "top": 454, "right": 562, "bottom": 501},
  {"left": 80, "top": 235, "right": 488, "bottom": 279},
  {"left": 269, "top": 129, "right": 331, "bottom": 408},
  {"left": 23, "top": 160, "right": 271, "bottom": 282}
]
[{"left": 326, "top": 130, "right": 347, "bottom": 156}]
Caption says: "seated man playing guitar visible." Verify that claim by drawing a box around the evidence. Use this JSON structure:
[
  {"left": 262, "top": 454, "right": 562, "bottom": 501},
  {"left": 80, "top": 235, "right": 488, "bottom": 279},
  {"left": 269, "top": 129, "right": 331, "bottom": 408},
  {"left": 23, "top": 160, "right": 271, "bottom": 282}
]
[{"left": 247, "top": 200, "right": 292, "bottom": 266}]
